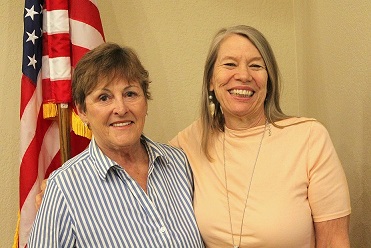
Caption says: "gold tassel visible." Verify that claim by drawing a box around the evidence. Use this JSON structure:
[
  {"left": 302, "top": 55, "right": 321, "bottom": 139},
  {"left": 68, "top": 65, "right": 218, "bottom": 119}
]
[
  {"left": 43, "top": 102, "right": 58, "bottom": 119},
  {"left": 12, "top": 211, "right": 20, "bottom": 248},
  {"left": 71, "top": 110, "right": 92, "bottom": 139}
]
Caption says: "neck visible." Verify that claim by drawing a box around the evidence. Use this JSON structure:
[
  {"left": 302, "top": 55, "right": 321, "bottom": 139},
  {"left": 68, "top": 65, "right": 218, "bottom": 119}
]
[
  {"left": 224, "top": 112, "right": 266, "bottom": 130},
  {"left": 99, "top": 140, "right": 149, "bottom": 168},
  {"left": 117, "top": 143, "right": 148, "bottom": 169},
  {"left": 102, "top": 140, "right": 149, "bottom": 192}
]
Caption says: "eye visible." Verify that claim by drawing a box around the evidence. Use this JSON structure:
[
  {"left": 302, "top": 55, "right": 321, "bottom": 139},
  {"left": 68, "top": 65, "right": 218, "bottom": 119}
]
[
  {"left": 249, "top": 64, "right": 266, "bottom": 71},
  {"left": 223, "top": 62, "right": 237, "bottom": 67},
  {"left": 125, "top": 91, "right": 139, "bottom": 98},
  {"left": 98, "top": 94, "right": 109, "bottom": 102}
]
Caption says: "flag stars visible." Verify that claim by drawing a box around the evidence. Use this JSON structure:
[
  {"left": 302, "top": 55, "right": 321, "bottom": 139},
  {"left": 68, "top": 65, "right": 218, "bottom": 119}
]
[
  {"left": 27, "top": 54, "right": 37, "bottom": 69},
  {"left": 26, "top": 30, "right": 39, "bottom": 44},
  {"left": 25, "top": 6, "right": 39, "bottom": 21}
]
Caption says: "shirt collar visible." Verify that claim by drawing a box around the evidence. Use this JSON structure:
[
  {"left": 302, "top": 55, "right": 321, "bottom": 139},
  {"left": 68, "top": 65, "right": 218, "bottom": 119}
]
[{"left": 89, "top": 135, "right": 169, "bottom": 180}]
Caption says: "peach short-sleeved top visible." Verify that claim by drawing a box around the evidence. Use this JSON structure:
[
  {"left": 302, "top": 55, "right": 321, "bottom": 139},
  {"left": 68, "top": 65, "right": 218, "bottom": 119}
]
[{"left": 170, "top": 117, "right": 351, "bottom": 248}]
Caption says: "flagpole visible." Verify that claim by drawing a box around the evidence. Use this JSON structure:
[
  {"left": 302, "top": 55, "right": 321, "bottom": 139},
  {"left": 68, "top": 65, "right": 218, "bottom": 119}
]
[{"left": 58, "top": 103, "right": 71, "bottom": 164}]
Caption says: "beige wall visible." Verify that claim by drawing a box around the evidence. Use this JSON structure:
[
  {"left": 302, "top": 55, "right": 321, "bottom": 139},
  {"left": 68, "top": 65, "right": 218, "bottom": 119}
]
[
  {"left": 1, "top": 0, "right": 369, "bottom": 247},
  {"left": 294, "top": 1, "right": 371, "bottom": 246}
]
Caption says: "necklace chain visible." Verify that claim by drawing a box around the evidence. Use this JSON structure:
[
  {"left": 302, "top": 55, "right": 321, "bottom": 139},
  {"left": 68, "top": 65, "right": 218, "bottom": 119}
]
[{"left": 223, "top": 120, "right": 268, "bottom": 248}]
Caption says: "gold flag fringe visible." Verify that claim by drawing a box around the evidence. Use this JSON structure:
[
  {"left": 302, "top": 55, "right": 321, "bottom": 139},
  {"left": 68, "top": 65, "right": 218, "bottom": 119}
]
[
  {"left": 12, "top": 210, "right": 20, "bottom": 248},
  {"left": 72, "top": 110, "right": 92, "bottom": 139},
  {"left": 42, "top": 102, "right": 57, "bottom": 119}
]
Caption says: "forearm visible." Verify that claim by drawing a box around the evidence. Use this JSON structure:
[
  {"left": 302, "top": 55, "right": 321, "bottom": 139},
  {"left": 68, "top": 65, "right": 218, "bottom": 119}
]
[{"left": 314, "top": 215, "right": 350, "bottom": 248}]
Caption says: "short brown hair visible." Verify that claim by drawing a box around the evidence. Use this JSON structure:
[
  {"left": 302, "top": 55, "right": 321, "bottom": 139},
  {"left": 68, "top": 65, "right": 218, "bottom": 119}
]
[{"left": 72, "top": 42, "right": 151, "bottom": 111}]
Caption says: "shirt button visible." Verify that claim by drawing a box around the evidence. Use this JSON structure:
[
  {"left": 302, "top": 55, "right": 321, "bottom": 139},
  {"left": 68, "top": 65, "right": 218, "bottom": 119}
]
[{"left": 159, "top": 226, "right": 166, "bottom": 233}]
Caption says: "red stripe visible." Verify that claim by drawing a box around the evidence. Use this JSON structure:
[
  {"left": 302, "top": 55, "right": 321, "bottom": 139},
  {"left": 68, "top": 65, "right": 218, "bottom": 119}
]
[
  {"left": 70, "top": 0, "right": 105, "bottom": 39},
  {"left": 43, "top": 33, "right": 71, "bottom": 58},
  {"left": 41, "top": 78, "right": 53, "bottom": 103},
  {"left": 53, "top": 79, "right": 72, "bottom": 103},
  {"left": 20, "top": 75, "right": 36, "bottom": 118},
  {"left": 19, "top": 109, "right": 53, "bottom": 208},
  {"left": 42, "top": 78, "right": 72, "bottom": 104},
  {"left": 70, "top": 131, "right": 90, "bottom": 157},
  {"left": 71, "top": 45, "right": 90, "bottom": 68},
  {"left": 44, "top": 0, "right": 68, "bottom": 11},
  {"left": 45, "top": 151, "right": 61, "bottom": 178}
]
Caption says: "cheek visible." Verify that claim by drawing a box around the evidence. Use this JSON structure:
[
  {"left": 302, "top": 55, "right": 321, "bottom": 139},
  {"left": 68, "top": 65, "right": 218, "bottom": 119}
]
[
  {"left": 136, "top": 101, "right": 148, "bottom": 119},
  {"left": 211, "top": 68, "right": 226, "bottom": 88},
  {"left": 256, "top": 74, "right": 268, "bottom": 89},
  {"left": 214, "top": 72, "right": 228, "bottom": 87}
]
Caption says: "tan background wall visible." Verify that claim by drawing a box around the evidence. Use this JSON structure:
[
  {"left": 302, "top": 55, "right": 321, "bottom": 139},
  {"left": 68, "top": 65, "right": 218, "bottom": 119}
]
[{"left": 1, "top": 1, "right": 369, "bottom": 247}]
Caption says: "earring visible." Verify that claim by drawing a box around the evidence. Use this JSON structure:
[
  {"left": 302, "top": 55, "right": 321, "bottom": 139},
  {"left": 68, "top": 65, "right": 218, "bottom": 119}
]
[{"left": 208, "top": 94, "right": 215, "bottom": 116}]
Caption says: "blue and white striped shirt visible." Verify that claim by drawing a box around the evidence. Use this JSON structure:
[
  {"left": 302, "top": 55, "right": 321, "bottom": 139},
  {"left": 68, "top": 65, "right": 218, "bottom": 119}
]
[{"left": 28, "top": 136, "right": 204, "bottom": 248}]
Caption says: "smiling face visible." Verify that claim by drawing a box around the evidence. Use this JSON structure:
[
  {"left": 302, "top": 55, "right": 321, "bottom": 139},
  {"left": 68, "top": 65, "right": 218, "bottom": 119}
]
[
  {"left": 77, "top": 77, "right": 147, "bottom": 154},
  {"left": 210, "top": 34, "right": 268, "bottom": 129}
]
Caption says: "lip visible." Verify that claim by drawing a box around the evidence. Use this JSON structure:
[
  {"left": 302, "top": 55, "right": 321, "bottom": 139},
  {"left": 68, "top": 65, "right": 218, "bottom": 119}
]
[
  {"left": 227, "top": 86, "right": 255, "bottom": 98},
  {"left": 110, "top": 121, "right": 133, "bottom": 127}
]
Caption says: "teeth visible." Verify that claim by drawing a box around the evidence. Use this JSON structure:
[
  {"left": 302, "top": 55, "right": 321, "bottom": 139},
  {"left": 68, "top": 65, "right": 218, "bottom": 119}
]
[
  {"left": 229, "top": 89, "right": 253, "bottom": 97},
  {"left": 112, "top": 122, "right": 131, "bottom": 127}
]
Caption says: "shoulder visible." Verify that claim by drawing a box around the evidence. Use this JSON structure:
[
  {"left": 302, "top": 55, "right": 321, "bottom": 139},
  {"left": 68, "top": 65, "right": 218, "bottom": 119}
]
[
  {"left": 275, "top": 116, "right": 316, "bottom": 126},
  {"left": 275, "top": 117, "right": 328, "bottom": 132},
  {"left": 48, "top": 148, "right": 90, "bottom": 181},
  {"left": 271, "top": 117, "right": 333, "bottom": 146},
  {"left": 169, "top": 119, "right": 202, "bottom": 148},
  {"left": 143, "top": 135, "right": 188, "bottom": 161}
]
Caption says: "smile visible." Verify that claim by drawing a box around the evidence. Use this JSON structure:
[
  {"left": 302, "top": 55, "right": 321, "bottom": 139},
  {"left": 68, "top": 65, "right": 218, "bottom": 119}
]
[
  {"left": 111, "top": 121, "right": 132, "bottom": 127},
  {"left": 228, "top": 89, "right": 254, "bottom": 97}
]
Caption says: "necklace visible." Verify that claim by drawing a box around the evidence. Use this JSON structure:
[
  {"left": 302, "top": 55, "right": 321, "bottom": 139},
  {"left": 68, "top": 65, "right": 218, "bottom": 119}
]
[{"left": 223, "top": 120, "right": 268, "bottom": 248}]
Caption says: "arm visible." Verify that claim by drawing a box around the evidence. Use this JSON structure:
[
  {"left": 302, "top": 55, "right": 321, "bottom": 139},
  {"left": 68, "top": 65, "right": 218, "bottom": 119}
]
[
  {"left": 28, "top": 179, "right": 75, "bottom": 247},
  {"left": 307, "top": 122, "right": 351, "bottom": 247},
  {"left": 35, "top": 179, "right": 47, "bottom": 210},
  {"left": 314, "top": 215, "right": 350, "bottom": 248}
]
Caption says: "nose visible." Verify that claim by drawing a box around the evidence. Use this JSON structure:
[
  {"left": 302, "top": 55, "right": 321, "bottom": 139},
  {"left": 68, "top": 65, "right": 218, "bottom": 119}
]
[
  {"left": 235, "top": 66, "right": 252, "bottom": 82},
  {"left": 113, "top": 98, "right": 128, "bottom": 115}
]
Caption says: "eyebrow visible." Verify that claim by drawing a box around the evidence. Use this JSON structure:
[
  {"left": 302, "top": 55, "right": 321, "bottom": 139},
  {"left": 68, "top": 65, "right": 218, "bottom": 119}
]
[{"left": 220, "top": 55, "right": 264, "bottom": 62}]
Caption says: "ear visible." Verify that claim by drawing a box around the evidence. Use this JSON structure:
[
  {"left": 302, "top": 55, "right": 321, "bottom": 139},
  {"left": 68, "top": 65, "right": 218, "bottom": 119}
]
[{"left": 76, "top": 104, "right": 88, "bottom": 124}]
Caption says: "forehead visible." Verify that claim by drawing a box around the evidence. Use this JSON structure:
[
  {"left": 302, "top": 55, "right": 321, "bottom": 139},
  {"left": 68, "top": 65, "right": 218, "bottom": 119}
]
[
  {"left": 218, "top": 34, "right": 262, "bottom": 59},
  {"left": 95, "top": 75, "right": 141, "bottom": 90}
]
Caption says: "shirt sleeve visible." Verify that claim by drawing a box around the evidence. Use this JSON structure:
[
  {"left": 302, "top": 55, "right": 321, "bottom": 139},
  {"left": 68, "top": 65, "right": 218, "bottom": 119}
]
[
  {"left": 28, "top": 179, "right": 75, "bottom": 247},
  {"left": 307, "top": 121, "right": 351, "bottom": 222}
]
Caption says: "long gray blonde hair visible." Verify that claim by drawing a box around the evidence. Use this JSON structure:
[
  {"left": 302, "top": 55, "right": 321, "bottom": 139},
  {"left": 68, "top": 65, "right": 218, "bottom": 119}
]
[{"left": 201, "top": 25, "right": 289, "bottom": 160}]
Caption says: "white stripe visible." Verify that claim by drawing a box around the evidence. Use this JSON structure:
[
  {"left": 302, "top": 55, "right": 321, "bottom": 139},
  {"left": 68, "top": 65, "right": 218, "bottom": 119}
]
[
  {"left": 19, "top": 124, "right": 60, "bottom": 246},
  {"left": 43, "top": 9, "right": 69, "bottom": 34},
  {"left": 70, "top": 19, "right": 104, "bottom": 50},
  {"left": 41, "top": 55, "right": 50, "bottom": 79},
  {"left": 42, "top": 55, "right": 71, "bottom": 80},
  {"left": 38, "top": 121, "right": 60, "bottom": 174},
  {"left": 19, "top": 183, "right": 41, "bottom": 247},
  {"left": 20, "top": 73, "right": 43, "bottom": 159}
]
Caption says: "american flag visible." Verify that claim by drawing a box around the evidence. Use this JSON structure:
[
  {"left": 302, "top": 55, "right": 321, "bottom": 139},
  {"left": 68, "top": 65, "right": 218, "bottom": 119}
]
[{"left": 17, "top": 0, "right": 104, "bottom": 246}]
